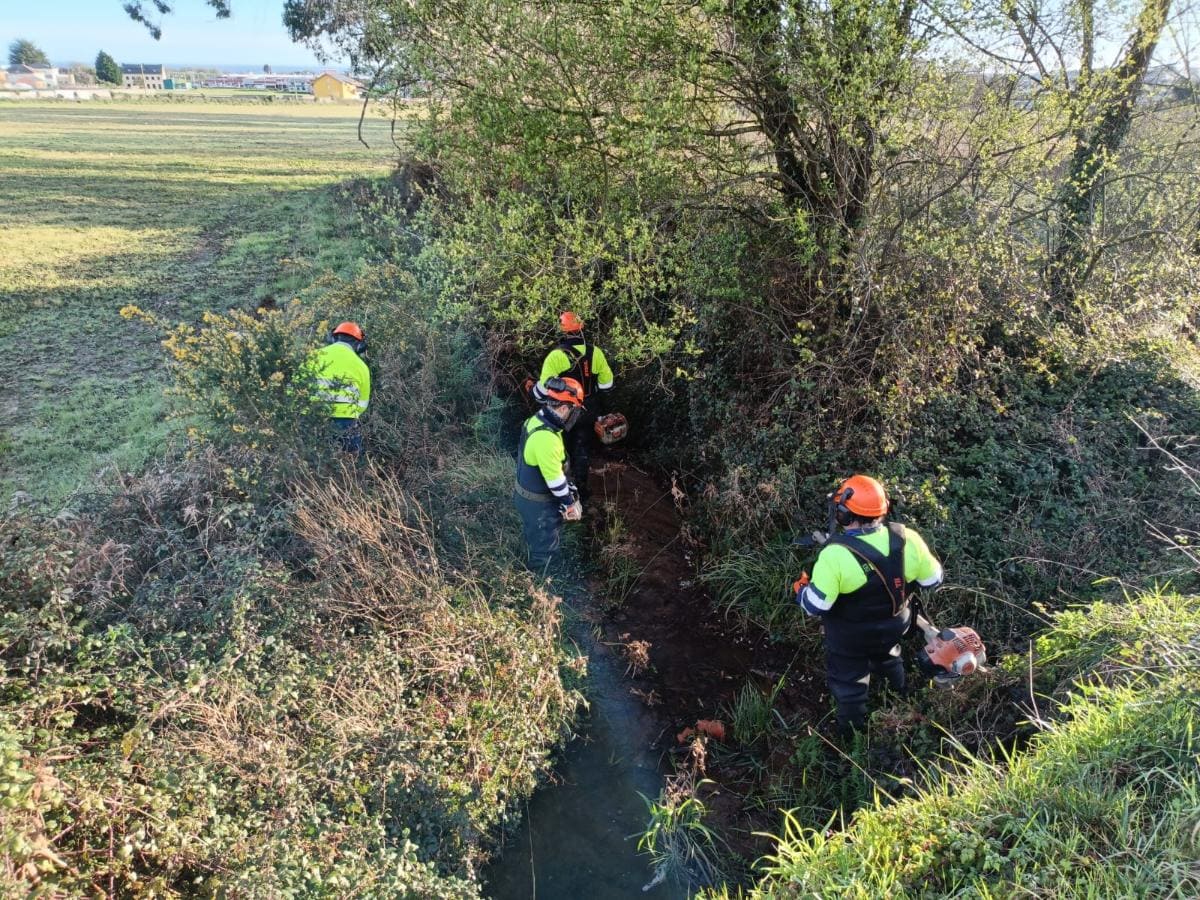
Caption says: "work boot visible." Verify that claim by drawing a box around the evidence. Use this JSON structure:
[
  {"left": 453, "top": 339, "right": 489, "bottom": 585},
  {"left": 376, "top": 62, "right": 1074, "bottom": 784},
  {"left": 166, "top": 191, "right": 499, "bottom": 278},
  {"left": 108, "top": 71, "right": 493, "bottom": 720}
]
[{"left": 836, "top": 701, "right": 867, "bottom": 739}]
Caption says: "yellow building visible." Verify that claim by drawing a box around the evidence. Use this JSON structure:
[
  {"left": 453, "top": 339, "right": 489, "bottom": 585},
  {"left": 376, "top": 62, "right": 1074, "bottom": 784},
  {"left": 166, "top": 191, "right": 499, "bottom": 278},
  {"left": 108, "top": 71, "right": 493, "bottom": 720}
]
[{"left": 312, "top": 72, "right": 360, "bottom": 101}]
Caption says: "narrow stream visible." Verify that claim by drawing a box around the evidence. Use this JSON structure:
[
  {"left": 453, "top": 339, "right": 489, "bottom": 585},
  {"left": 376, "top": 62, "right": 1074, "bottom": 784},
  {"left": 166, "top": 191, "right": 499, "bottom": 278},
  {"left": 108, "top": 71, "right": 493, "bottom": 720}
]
[{"left": 483, "top": 591, "right": 691, "bottom": 900}]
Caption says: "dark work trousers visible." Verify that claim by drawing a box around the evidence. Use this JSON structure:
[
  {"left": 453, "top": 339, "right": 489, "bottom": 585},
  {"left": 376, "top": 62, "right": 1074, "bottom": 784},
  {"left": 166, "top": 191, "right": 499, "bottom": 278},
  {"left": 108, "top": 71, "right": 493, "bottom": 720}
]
[
  {"left": 823, "top": 612, "right": 910, "bottom": 734},
  {"left": 514, "top": 491, "right": 563, "bottom": 572},
  {"left": 330, "top": 417, "right": 363, "bottom": 456},
  {"left": 564, "top": 409, "right": 596, "bottom": 502}
]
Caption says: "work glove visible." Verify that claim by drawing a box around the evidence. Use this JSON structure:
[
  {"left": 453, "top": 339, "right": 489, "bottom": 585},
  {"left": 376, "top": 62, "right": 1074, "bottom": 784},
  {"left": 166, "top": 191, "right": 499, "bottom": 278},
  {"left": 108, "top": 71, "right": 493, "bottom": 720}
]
[
  {"left": 785, "top": 570, "right": 810, "bottom": 601},
  {"left": 561, "top": 500, "right": 583, "bottom": 522}
]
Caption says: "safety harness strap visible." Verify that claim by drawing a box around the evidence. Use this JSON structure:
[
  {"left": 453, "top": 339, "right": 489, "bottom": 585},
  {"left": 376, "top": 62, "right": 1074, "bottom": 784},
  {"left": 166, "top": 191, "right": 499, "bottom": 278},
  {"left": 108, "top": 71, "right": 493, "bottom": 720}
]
[
  {"left": 557, "top": 341, "right": 596, "bottom": 395},
  {"left": 825, "top": 522, "right": 908, "bottom": 616}
]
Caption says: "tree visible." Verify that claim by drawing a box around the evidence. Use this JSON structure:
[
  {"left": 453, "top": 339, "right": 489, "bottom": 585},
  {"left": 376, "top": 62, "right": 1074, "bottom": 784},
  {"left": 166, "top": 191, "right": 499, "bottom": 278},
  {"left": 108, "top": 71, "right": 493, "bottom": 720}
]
[
  {"left": 930, "top": 0, "right": 1191, "bottom": 314},
  {"left": 69, "top": 64, "right": 98, "bottom": 86},
  {"left": 95, "top": 50, "right": 121, "bottom": 85},
  {"left": 8, "top": 39, "right": 50, "bottom": 66},
  {"left": 282, "top": 0, "right": 924, "bottom": 310},
  {"left": 1046, "top": 0, "right": 1174, "bottom": 307},
  {"left": 125, "top": 1, "right": 231, "bottom": 39}
]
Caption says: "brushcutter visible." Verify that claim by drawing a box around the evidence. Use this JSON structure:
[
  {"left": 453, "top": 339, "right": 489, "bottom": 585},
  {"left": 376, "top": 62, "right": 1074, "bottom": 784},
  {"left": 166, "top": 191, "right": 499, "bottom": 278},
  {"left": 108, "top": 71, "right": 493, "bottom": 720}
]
[
  {"left": 594, "top": 412, "right": 629, "bottom": 445},
  {"left": 912, "top": 606, "right": 988, "bottom": 688}
]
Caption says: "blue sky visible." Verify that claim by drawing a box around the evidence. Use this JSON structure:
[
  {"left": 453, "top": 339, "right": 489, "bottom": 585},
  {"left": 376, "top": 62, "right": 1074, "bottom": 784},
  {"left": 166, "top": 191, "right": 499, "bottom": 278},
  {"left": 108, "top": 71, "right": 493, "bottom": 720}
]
[{"left": 3, "top": 0, "right": 336, "bottom": 68}]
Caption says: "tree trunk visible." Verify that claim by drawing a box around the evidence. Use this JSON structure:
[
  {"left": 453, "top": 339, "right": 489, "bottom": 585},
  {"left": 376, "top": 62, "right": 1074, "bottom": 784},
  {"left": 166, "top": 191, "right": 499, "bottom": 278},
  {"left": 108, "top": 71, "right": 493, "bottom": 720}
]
[{"left": 1048, "top": 0, "right": 1172, "bottom": 311}]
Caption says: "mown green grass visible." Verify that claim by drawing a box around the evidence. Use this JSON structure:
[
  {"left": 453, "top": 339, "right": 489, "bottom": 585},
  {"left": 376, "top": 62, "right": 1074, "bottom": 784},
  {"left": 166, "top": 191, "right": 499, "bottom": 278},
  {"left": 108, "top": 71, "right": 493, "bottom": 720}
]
[{"left": 0, "top": 100, "right": 396, "bottom": 504}]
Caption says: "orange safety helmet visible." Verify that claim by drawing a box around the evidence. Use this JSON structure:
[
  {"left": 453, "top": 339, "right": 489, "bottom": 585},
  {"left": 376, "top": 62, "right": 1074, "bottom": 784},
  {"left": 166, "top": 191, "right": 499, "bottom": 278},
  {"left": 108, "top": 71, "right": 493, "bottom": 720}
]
[
  {"left": 559, "top": 311, "right": 584, "bottom": 334},
  {"left": 331, "top": 321, "right": 365, "bottom": 342},
  {"left": 541, "top": 376, "right": 585, "bottom": 407},
  {"left": 832, "top": 474, "right": 889, "bottom": 519}
]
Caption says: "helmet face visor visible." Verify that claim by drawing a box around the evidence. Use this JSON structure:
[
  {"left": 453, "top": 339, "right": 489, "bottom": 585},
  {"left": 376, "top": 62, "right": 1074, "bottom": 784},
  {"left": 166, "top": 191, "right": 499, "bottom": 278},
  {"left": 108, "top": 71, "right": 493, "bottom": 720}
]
[{"left": 562, "top": 406, "right": 582, "bottom": 431}]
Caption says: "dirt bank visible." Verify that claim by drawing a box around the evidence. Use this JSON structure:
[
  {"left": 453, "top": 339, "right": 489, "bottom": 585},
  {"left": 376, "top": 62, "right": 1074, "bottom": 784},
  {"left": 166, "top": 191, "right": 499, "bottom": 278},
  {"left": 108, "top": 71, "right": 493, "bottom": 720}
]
[{"left": 586, "top": 454, "right": 830, "bottom": 868}]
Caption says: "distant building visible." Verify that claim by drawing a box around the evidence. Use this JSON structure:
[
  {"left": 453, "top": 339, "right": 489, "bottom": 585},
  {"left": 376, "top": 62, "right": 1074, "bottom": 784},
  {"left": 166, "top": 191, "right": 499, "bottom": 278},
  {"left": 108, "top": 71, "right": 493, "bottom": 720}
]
[
  {"left": 5, "top": 64, "right": 60, "bottom": 89},
  {"left": 199, "top": 72, "right": 313, "bottom": 93},
  {"left": 200, "top": 74, "right": 244, "bottom": 88},
  {"left": 312, "top": 72, "right": 361, "bottom": 101},
  {"left": 121, "top": 64, "right": 165, "bottom": 90}
]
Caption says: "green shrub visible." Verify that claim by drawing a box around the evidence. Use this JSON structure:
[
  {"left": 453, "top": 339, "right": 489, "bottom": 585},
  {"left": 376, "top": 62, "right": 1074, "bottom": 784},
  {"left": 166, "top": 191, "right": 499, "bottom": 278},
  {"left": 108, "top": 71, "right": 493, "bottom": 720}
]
[
  {"left": 702, "top": 539, "right": 815, "bottom": 642},
  {"left": 2, "top": 250, "right": 584, "bottom": 894},
  {"left": 711, "top": 591, "right": 1200, "bottom": 899},
  {"left": 0, "top": 442, "right": 582, "bottom": 896},
  {"left": 639, "top": 777, "right": 724, "bottom": 891}
]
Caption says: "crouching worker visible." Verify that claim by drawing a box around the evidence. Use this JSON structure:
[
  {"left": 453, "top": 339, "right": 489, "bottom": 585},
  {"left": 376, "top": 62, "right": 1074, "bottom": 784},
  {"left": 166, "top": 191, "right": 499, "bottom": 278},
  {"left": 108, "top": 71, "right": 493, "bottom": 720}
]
[
  {"left": 306, "top": 321, "right": 371, "bottom": 455},
  {"left": 515, "top": 377, "right": 586, "bottom": 572},
  {"left": 793, "top": 474, "right": 943, "bottom": 736}
]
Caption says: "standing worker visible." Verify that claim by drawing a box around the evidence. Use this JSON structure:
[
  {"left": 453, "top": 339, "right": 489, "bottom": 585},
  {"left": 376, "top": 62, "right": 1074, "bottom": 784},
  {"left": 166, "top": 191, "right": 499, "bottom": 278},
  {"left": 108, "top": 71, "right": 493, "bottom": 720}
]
[
  {"left": 307, "top": 321, "right": 371, "bottom": 455},
  {"left": 532, "top": 311, "right": 614, "bottom": 504},
  {"left": 515, "top": 376, "right": 586, "bottom": 571},
  {"left": 793, "top": 475, "right": 944, "bottom": 736}
]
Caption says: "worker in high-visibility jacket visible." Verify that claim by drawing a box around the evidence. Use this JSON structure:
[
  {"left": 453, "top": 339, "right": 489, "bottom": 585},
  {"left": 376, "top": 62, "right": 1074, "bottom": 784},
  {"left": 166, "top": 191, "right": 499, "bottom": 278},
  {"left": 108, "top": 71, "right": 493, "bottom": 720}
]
[
  {"left": 306, "top": 321, "right": 371, "bottom": 455},
  {"left": 531, "top": 311, "right": 614, "bottom": 504},
  {"left": 515, "top": 376, "right": 586, "bottom": 571},
  {"left": 793, "top": 475, "right": 944, "bottom": 735}
]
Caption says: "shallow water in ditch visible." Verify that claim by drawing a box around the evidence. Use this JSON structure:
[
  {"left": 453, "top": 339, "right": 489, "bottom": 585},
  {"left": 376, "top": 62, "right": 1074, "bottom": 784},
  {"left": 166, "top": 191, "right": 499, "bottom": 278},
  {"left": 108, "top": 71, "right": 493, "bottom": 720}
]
[
  {"left": 480, "top": 439, "right": 800, "bottom": 899},
  {"left": 483, "top": 593, "right": 691, "bottom": 900}
]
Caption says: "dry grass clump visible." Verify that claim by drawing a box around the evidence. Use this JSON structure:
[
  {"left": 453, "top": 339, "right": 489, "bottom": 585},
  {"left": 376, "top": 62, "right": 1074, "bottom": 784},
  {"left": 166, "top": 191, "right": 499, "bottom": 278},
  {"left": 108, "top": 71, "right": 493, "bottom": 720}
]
[{"left": 619, "top": 636, "right": 653, "bottom": 677}]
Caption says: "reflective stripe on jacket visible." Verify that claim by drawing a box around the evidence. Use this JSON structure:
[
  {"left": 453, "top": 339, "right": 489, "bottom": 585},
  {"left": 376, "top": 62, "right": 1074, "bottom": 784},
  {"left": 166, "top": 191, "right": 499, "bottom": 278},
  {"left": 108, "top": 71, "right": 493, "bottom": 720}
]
[
  {"left": 516, "top": 413, "right": 571, "bottom": 501},
  {"left": 307, "top": 341, "right": 371, "bottom": 420},
  {"left": 799, "top": 523, "right": 942, "bottom": 617},
  {"left": 799, "top": 522, "right": 943, "bottom": 653}
]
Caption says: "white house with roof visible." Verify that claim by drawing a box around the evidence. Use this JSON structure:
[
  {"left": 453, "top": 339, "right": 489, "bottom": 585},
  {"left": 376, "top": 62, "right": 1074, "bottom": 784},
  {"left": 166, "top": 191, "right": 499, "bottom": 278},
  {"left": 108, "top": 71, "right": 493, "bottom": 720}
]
[{"left": 121, "top": 64, "right": 165, "bottom": 89}]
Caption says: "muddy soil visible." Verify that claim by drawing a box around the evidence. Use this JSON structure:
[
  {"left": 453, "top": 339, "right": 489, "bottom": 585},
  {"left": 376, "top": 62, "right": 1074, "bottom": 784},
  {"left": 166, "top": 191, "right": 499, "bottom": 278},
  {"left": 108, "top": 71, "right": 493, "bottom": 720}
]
[{"left": 586, "top": 453, "right": 831, "bottom": 868}]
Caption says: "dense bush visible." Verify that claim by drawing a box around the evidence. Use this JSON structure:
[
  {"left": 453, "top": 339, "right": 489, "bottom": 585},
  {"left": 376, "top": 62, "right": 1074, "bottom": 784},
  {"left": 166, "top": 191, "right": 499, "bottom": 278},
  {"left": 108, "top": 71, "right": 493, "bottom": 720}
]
[
  {"left": 286, "top": 0, "right": 1200, "bottom": 660},
  {"left": 322, "top": 42, "right": 1200, "bottom": 879},
  {"left": 2, "top": 261, "right": 582, "bottom": 895}
]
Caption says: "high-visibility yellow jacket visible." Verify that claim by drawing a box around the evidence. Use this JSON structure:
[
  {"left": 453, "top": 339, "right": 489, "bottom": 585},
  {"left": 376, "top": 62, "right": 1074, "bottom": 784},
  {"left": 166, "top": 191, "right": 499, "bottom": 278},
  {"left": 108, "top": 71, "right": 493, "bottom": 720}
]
[
  {"left": 799, "top": 524, "right": 942, "bottom": 616},
  {"left": 306, "top": 341, "right": 370, "bottom": 420},
  {"left": 515, "top": 412, "right": 572, "bottom": 503},
  {"left": 538, "top": 341, "right": 615, "bottom": 399}
]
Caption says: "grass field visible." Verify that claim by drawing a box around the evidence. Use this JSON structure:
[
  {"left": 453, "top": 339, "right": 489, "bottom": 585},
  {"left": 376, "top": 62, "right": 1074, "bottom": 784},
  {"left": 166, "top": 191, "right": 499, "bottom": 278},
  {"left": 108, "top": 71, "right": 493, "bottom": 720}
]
[{"left": 0, "top": 101, "right": 396, "bottom": 505}]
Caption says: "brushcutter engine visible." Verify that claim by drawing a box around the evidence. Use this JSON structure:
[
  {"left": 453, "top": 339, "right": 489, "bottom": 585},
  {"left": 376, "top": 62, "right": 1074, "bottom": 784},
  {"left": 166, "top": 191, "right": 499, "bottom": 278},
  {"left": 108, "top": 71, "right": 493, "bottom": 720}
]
[
  {"left": 594, "top": 412, "right": 629, "bottom": 445},
  {"left": 916, "top": 619, "right": 987, "bottom": 687}
]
